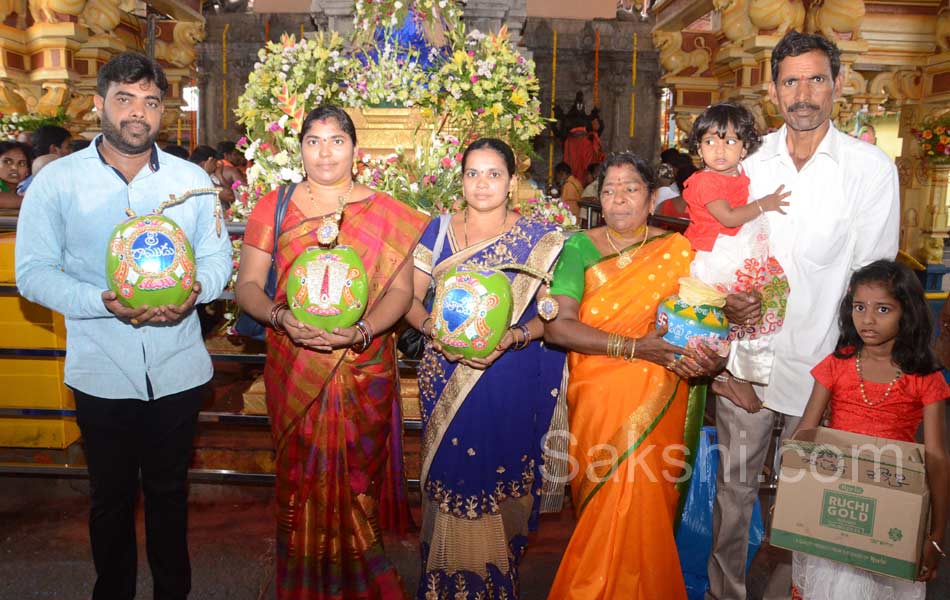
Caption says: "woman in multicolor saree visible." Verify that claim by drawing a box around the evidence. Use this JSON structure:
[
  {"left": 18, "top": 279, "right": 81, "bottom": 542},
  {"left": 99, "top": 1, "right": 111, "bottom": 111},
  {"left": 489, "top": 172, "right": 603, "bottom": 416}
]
[
  {"left": 404, "top": 138, "right": 566, "bottom": 598},
  {"left": 235, "top": 106, "right": 428, "bottom": 599},
  {"left": 544, "top": 152, "right": 724, "bottom": 599}
]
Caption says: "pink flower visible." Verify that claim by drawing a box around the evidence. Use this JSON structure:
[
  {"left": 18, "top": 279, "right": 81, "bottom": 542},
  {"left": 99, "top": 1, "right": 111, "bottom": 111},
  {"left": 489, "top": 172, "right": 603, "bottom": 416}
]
[
  {"left": 470, "top": 75, "right": 478, "bottom": 84},
  {"left": 268, "top": 121, "right": 282, "bottom": 132},
  {"left": 237, "top": 136, "right": 248, "bottom": 146},
  {"left": 454, "top": 153, "right": 463, "bottom": 162},
  {"left": 517, "top": 56, "right": 525, "bottom": 64},
  {"left": 468, "top": 51, "right": 475, "bottom": 57},
  {"left": 386, "top": 155, "right": 398, "bottom": 164},
  {"left": 476, "top": 108, "right": 485, "bottom": 115},
  {"left": 441, "top": 157, "right": 453, "bottom": 168},
  {"left": 231, "top": 180, "right": 242, "bottom": 190}
]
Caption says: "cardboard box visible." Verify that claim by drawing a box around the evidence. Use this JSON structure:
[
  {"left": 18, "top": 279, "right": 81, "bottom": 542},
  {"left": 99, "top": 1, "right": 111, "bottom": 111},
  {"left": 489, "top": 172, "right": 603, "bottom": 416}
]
[{"left": 771, "top": 427, "right": 929, "bottom": 581}]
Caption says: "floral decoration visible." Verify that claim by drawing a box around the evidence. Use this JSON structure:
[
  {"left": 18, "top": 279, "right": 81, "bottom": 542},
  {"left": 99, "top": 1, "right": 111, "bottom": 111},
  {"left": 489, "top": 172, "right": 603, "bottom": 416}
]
[
  {"left": 354, "top": 131, "right": 464, "bottom": 213},
  {"left": 0, "top": 111, "right": 69, "bottom": 141},
  {"left": 513, "top": 194, "right": 578, "bottom": 229},
  {"left": 233, "top": 31, "right": 357, "bottom": 208},
  {"left": 913, "top": 113, "right": 950, "bottom": 166},
  {"left": 235, "top": 1, "right": 547, "bottom": 218},
  {"left": 425, "top": 27, "right": 546, "bottom": 160},
  {"left": 339, "top": 41, "right": 431, "bottom": 108},
  {"left": 352, "top": 0, "right": 464, "bottom": 47}
]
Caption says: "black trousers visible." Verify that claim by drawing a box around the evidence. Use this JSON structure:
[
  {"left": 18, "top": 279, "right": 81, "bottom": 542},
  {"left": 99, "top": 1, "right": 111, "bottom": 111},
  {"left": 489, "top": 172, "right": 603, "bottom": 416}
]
[{"left": 73, "top": 385, "right": 205, "bottom": 600}]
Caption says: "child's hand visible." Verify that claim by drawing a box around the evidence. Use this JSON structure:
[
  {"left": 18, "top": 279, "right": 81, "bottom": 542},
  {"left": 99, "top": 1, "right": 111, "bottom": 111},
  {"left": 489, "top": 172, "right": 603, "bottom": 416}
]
[
  {"left": 918, "top": 538, "right": 944, "bottom": 581},
  {"left": 756, "top": 185, "right": 791, "bottom": 215}
]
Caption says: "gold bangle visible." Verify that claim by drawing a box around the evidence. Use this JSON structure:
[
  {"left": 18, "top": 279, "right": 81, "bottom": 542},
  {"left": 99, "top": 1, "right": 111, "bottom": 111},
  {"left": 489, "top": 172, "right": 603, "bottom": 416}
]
[
  {"left": 756, "top": 200, "right": 764, "bottom": 214},
  {"left": 608, "top": 332, "right": 627, "bottom": 359},
  {"left": 931, "top": 538, "right": 947, "bottom": 559},
  {"left": 624, "top": 337, "right": 637, "bottom": 361}
]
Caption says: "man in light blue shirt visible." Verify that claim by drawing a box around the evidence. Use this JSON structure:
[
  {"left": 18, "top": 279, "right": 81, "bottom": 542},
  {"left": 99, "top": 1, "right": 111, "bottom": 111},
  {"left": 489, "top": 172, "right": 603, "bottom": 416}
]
[{"left": 15, "top": 53, "right": 232, "bottom": 600}]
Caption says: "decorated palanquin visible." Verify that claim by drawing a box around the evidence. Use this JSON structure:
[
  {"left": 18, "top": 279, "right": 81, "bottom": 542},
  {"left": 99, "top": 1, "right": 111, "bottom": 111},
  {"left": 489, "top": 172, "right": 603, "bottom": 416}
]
[{"left": 651, "top": 0, "right": 950, "bottom": 268}]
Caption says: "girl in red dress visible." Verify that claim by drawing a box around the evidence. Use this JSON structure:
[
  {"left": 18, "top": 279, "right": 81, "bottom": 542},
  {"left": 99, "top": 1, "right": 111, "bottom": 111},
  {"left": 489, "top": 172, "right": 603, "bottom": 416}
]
[{"left": 794, "top": 260, "right": 950, "bottom": 599}]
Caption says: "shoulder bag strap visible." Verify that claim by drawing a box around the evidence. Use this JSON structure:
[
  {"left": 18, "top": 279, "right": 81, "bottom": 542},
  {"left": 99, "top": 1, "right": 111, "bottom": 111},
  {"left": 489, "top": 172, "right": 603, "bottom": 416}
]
[
  {"left": 431, "top": 213, "right": 451, "bottom": 265},
  {"left": 264, "top": 183, "right": 296, "bottom": 298}
]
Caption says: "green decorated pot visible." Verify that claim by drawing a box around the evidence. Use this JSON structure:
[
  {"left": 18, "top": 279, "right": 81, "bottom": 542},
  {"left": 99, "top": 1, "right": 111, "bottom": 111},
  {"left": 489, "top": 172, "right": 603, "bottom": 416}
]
[
  {"left": 286, "top": 246, "right": 368, "bottom": 332},
  {"left": 656, "top": 295, "right": 730, "bottom": 356},
  {"left": 106, "top": 214, "right": 196, "bottom": 308},
  {"left": 431, "top": 265, "right": 513, "bottom": 360}
]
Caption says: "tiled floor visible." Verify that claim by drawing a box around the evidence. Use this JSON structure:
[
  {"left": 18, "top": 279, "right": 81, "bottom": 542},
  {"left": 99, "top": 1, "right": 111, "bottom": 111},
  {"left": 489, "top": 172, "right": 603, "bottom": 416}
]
[{"left": 2, "top": 478, "right": 948, "bottom": 599}]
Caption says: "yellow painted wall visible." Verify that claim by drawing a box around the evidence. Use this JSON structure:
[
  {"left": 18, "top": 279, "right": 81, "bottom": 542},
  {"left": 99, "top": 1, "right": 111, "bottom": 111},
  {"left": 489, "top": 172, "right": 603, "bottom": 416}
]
[{"left": 872, "top": 114, "right": 902, "bottom": 162}]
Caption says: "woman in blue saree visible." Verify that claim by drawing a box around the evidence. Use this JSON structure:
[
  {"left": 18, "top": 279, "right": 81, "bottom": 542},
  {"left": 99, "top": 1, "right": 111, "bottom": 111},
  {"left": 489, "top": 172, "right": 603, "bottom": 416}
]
[{"left": 405, "top": 138, "right": 565, "bottom": 598}]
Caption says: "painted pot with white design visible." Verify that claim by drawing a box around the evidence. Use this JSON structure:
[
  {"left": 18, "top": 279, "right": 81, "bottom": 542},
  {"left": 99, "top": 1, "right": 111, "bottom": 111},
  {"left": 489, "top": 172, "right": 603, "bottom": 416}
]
[{"left": 285, "top": 246, "right": 368, "bottom": 331}]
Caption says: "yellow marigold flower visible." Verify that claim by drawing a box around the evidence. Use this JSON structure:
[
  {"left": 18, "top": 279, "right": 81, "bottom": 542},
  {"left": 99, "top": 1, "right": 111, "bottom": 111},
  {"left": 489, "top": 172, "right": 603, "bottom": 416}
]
[
  {"left": 941, "top": 135, "right": 950, "bottom": 145},
  {"left": 937, "top": 126, "right": 946, "bottom": 135},
  {"left": 490, "top": 102, "right": 504, "bottom": 117},
  {"left": 923, "top": 130, "right": 933, "bottom": 139}
]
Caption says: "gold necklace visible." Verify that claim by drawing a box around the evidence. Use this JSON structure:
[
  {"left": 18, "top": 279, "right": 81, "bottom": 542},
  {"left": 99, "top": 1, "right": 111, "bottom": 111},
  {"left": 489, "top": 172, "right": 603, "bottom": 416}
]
[
  {"left": 605, "top": 225, "right": 648, "bottom": 268},
  {"left": 308, "top": 179, "right": 354, "bottom": 246},
  {"left": 855, "top": 352, "right": 902, "bottom": 407},
  {"left": 463, "top": 208, "right": 509, "bottom": 248}
]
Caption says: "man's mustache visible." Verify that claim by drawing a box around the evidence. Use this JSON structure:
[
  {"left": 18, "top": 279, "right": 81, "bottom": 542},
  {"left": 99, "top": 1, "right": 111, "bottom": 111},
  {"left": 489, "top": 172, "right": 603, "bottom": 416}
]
[
  {"left": 120, "top": 120, "right": 150, "bottom": 132},
  {"left": 787, "top": 102, "right": 820, "bottom": 112}
]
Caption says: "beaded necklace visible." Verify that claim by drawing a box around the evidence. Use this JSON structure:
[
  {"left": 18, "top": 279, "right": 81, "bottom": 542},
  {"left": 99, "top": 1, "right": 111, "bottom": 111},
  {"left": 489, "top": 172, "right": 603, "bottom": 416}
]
[{"left": 855, "top": 352, "right": 902, "bottom": 407}]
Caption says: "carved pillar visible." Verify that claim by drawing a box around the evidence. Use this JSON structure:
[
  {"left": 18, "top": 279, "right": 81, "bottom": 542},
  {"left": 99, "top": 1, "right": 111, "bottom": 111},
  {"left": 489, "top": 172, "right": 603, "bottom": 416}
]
[
  {"left": 308, "top": 0, "right": 356, "bottom": 36},
  {"left": 24, "top": 22, "right": 88, "bottom": 116},
  {"left": 902, "top": 43, "right": 950, "bottom": 265},
  {"left": 0, "top": 23, "right": 29, "bottom": 115}
]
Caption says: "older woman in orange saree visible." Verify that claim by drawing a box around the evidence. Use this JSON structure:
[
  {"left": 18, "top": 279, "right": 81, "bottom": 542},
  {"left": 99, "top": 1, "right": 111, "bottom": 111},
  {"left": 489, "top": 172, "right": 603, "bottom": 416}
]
[
  {"left": 236, "top": 106, "right": 427, "bottom": 599},
  {"left": 544, "top": 153, "right": 722, "bottom": 599}
]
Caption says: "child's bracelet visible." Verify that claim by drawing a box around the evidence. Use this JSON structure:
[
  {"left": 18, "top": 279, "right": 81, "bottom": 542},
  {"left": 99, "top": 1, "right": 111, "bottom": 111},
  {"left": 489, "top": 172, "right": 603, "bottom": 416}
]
[{"left": 756, "top": 200, "right": 765, "bottom": 214}]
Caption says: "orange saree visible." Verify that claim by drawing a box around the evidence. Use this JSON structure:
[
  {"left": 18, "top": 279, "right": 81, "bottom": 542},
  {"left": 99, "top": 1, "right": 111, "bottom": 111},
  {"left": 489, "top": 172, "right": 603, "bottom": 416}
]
[
  {"left": 245, "top": 189, "right": 428, "bottom": 599},
  {"left": 548, "top": 233, "right": 695, "bottom": 599}
]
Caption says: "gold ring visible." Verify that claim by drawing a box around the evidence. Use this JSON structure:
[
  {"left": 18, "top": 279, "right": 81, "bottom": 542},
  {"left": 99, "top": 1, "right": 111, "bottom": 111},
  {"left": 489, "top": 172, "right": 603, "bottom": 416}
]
[
  {"left": 666, "top": 360, "right": 677, "bottom": 370},
  {"left": 130, "top": 318, "right": 139, "bottom": 325}
]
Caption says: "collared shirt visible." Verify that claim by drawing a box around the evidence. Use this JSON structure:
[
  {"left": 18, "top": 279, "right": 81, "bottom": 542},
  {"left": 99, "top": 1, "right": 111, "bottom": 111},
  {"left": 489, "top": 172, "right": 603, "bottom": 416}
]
[
  {"left": 15, "top": 136, "right": 233, "bottom": 400},
  {"left": 744, "top": 122, "right": 899, "bottom": 416}
]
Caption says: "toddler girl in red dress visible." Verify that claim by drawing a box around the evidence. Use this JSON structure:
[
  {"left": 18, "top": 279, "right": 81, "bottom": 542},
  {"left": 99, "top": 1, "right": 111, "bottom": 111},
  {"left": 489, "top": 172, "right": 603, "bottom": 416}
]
[{"left": 683, "top": 102, "right": 791, "bottom": 390}]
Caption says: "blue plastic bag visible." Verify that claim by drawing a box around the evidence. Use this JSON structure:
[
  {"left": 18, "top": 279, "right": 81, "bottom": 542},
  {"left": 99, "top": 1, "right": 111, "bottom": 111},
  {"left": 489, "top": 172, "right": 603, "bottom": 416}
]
[{"left": 675, "top": 426, "right": 765, "bottom": 600}]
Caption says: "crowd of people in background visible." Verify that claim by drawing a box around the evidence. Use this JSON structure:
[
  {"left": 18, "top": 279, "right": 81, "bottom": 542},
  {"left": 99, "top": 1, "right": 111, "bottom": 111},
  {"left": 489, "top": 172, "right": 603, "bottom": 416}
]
[{"left": 0, "top": 122, "right": 244, "bottom": 211}]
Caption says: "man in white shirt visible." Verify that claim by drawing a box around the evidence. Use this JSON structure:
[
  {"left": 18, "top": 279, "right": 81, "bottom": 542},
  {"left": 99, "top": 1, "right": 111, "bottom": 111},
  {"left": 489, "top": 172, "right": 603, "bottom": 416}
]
[{"left": 706, "top": 31, "right": 899, "bottom": 600}]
